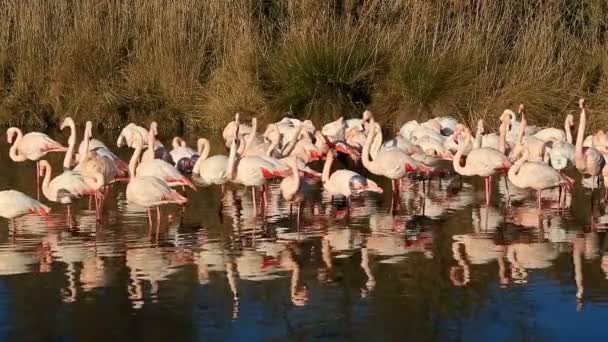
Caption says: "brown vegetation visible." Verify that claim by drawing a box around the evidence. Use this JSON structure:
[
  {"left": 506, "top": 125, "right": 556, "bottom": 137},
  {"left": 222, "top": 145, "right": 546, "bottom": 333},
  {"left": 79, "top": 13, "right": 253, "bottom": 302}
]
[{"left": 1, "top": 0, "right": 607, "bottom": 131}]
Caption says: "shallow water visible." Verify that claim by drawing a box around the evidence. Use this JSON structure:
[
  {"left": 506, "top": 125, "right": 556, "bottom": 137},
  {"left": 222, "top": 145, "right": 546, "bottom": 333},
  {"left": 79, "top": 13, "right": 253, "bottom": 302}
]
[{"left": 1, "top": 131, "right": 608, "bottom": 341}]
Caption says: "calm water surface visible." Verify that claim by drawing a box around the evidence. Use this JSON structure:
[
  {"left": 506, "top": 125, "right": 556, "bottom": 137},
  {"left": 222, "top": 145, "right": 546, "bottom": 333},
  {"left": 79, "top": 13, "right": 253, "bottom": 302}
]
[{"left": 0, "top": 131, "right": 607, "bottom": 341}]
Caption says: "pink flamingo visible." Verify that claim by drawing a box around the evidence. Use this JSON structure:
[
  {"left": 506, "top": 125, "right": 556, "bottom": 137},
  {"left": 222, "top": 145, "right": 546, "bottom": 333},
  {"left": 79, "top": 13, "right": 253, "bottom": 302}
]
[
  {"left": 508, "top": 150, "right": 574, "bottom": 210},
  {"left": 77, "top": 121, "right": 122, "bottom": 218},
  {"left": 125, "top": 136, "right": 187, "bottom": 227},
  {"left": 6, "top": 127, "right": 66, "bottom": 196},
  {"left": 226, "top": 135, "right": 291, "bottom": 209},
  {"left": 136, "top": 122, "right": 195, "bottom": 190},
  {"left": 322, "top": 149, "right": 383, "bottom": 207},
  {"left": 362, "top": 117, "right": 434, "bottom": 196},
  {"left": 192, "top": 138, "right": 229, "bottom": 189},
  {"left": 574, "top": 98, "right": 606, "bottom": 194},
  {"left": 39, "top": 160, "right": 104, "bottom": 222},
  {"left": 453, "top": 126, "right": 512, "bottom": 206},
  {"left": 0, "top": 190, "right": 50, "bottom": 227}
]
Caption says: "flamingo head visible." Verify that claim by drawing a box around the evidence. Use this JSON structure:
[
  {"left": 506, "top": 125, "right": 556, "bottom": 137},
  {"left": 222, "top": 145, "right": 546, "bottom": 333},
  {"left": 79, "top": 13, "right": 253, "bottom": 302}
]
[
  {"left": 85, "top": 121, "right": 93, "bottom": 139},
  {"left": 150, "top": 122, "right": 158, "bottom": 136},
  {"left": 60, "top": 117, "right": 75, "bottom": 130},
  {"left": 565, "top": 114, "right": 574, "bottom": 127},
  {"left": 6, "top": 128, "right": 18, "bottom": 144}
]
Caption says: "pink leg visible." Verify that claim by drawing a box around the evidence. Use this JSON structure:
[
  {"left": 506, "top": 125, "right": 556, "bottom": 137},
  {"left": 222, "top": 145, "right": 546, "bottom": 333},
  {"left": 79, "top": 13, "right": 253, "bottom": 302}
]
[
  {"left": 251, "top": 187, "right": 257, "bottom": 211},
  {"left": 147, "top": 208, "right": 153, "bottom": 227},
  {"left": 156, "top": 206, "right": 161, "bottom": 222},
  {"left": 484, "top": 177, "right": 489, "bottom": 206},
  {"left": 36, "top": 161, "right": 40, "bottom": 200},
  {"left": 537, "top": 190, "right": 542, "bottom": 210}
]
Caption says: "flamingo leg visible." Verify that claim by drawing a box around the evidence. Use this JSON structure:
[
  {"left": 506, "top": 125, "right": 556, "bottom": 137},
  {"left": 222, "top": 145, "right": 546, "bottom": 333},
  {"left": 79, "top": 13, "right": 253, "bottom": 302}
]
[
  {"left": 503, "top": 173, "right": 510, "bottom": 207},
  {"left": 484, "top": 177, "right": 489, "bottom": 206},
  {"left": 156, "top": 206, "right": 161, "bottom": 224},
  {"left": 296, "top": 203, "right": 301, "bottom": 232},
  {"left": 558, "top": 185, "right": 563, "bottom": 210},
  {"left": 36, "top": 161, "right": 41, "bottom": 200},
  {"left": 537, "top": 190, "right": 542, "bottom": 211},
  {"left": 251, "top": 187, "right": 257, "bottom": 210},
  {"left": 147, "top": 208, "right": 153, "bottom": 227}
]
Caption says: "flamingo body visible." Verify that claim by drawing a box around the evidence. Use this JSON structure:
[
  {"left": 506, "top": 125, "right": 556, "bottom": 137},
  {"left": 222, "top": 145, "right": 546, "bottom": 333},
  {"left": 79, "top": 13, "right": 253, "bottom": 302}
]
[{"left": 0, "top": 190, "right": 50, "bottom": 218}]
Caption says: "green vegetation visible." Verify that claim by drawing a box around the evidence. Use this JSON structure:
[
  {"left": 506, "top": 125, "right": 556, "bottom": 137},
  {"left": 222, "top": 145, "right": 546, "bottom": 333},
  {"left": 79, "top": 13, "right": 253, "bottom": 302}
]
[{"left": 1, "top": 0, "right": 608, "bottom": 130}]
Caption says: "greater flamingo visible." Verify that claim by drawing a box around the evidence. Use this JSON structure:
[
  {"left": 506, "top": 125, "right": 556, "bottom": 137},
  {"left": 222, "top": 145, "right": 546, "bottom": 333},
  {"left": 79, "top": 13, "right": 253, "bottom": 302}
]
[
  {"left": 192, "top": 138, "right": 229, "bottom": 188},
  {"left": 453, "top": 126, "right": 511, "bottom": 206},
  {"left": 136, "top": 122, "right": 195, "bottom": 190},
  {"left": 170, "top": 137, "right": 199, "bottom": 174},
  {"left": 6, "top": 126, "right": 66, "bottom": 196},
  {"left": 39, "top": 160, "right": 104, "bottom": 221},
  {"left": 0, "top": 190, "right": 50, "bottom": 225},
  {"left": 322, "top": 149, "right": 383, "bottom": 207},
  {"left": 574, "top": 98, "right": 606, "bottom": 193},
  {"left": 125, "top": 136, "right": 188, "bottom": 226},
  {"left": 362, "top": 118, "right": 433, "bottom": 197},
  {"left": 508, "top": 150, "right": 574, "bottom": 210}
]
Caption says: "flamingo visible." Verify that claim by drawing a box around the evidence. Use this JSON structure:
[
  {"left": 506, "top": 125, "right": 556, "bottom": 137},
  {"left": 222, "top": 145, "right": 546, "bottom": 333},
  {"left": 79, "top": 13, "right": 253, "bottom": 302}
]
[
  {"left": 280, "top": 157, "right": 316, "bottom": 225},
  {"left": 136, "top": 122, "right": 195, "bottom": 190},
  {"left": 125, "top": 136, "right": 188, "bottom": 226},
  {"left": 226, "top": 136, "right": 291, "bottom": 209},
  {"left": 548, "top": 114, "right": 575, "bottom": 171},
  {"left": 117, "top": 123, "right": 151, "bottom": 148},
  {"left": 222, "top": 113, "right": 252, "bottom": 148},
  {"left": 322, "top": 149, "right": 383, "bottom": 207},
  {"left": 508, "top": 112, "right": 548, "bottom": 163},
  {"left": 574, "top": 98, "right": 606, "bottom": 193},
  {"left": 169, "top": 137, "right": 199, "bottom": 174},
  {"left": 39, "top": 160, "right": 104, "bottom": 221},
  {"left": 508, "top": 150, "right": 574, "bottom": 210},
  {"left": 6, "top": 126, "right": 67, "bottom": 196},
  {"left": 192, "top": 138, "right": 229, "bottom": 188},
  {"left": 453, "top": 125, "right": 511, "bottom": 206},
  {"left": 362, "top": 118, "right": 433, "bottom": 197},
  {"left": 0, "top": 190, "right": 50, "bottom": 225}
]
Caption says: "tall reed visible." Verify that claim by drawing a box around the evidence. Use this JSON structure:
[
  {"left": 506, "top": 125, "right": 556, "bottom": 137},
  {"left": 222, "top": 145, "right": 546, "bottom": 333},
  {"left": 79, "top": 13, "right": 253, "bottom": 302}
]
[{"left": 0, "top": 0, "right": 607, "bottom": 130}]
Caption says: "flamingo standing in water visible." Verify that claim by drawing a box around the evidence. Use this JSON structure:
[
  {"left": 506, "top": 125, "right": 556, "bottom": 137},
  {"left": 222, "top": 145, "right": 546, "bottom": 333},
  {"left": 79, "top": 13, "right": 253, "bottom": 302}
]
[
  {"left": 508, "top": 150, "right": 574, "bottom": 210},
  {"left": 0, "top": 190, "right": 50, "bottom": 226},
  {"left": 6, "top": 127, "right": 66, "bottom": 197},
  {"left": 322, "top": 149, "right": 383, "bottom": 208},
  {"left": 126, "top": 136, "right": 188, "bottom": 226},
  {"left": 136, "top": 122, "right": 195, "bottom": 190},
  {"left": 362, "top": 117, "right": 433, "bottom": 197},
  {"left": 574, "top": 98, "right": 606, "bottom": 195},
  {"left": 453, "top": 124, "right": 511, "bottom": 206},
  {"left": 192, "top": 138, "right": 229, "bottom": 190}
]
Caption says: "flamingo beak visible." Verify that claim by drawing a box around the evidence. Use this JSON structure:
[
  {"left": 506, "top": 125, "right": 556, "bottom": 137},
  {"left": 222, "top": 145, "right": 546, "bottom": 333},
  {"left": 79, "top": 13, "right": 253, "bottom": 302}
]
[{"left": 405, "top": 163, "right": 415, "bottom": 172}]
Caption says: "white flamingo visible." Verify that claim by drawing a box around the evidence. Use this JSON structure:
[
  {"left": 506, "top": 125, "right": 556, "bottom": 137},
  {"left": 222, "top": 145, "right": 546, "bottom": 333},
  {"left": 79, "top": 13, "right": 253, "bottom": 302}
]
[
  {"left": 508, "top": 150, "right": 574, "bottom": 210},
  {"left": 362, "top": 118, "right": 433, "bottom": 196},
  {"left": 0, "top": 190, "right": 50, "bottom": 225},
  {"left": 453, "top": 125, "right": 511, "bottom": 206},
  {"left": 125, "top": 136, "right": 188, "bottom": 226},
  {"left": 322, "top": 149, "right": 383, "bottom": 207},
  {"left": 192, "top": 138, "right": 229, "bottom": 188},
  {"left": 548, "top": 114, "right": 575, "bottom": 171},
  {"left": 574, "top": 98, "right": 606, "bottom": 193},
  {"left": 6, "top": 126, "right": 67, "bottom": 195},
  {"left": 136, "top": 122, "right": 195, "bottom": 190}
]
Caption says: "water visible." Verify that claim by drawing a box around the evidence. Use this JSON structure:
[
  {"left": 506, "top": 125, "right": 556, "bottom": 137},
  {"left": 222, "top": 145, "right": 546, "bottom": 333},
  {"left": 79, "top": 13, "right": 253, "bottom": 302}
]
[{"left": 1, "top": 131, "right": 607, "bottom": 341}]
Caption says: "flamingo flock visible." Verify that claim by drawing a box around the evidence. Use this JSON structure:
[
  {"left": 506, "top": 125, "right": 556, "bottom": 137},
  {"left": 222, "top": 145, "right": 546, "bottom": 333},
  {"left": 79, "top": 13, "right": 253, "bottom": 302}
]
[{"left": 3, "top": 97, "right": 608, "bottom": 229}]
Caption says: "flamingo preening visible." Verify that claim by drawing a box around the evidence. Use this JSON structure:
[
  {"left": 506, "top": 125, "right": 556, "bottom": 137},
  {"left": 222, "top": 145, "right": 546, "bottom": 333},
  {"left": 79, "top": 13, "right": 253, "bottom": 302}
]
[{"left": 574, "top": 98, "right": 606, "bottom": 197}]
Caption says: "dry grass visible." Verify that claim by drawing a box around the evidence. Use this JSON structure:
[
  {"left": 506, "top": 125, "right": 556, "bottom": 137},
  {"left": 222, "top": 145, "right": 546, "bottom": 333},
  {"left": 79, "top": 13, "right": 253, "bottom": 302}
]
[{"left": 1, "top": 0, "right": 608, "bottom": 131}]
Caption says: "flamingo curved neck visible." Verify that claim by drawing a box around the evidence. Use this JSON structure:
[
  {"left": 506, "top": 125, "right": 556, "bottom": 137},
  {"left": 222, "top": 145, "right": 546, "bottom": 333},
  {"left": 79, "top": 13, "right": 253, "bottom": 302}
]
[
  {"left": 226, "top": 139, "right": 238, "bottom": 180},
  {"left": 40, "top": 162, "right": 54, "bottom": 201},
  {"left": 361, "top": 123, "right": 377, "bottom": 172},
  {"left": 281, "top": 125, "right": 304, "bottom": 157},
  {"left": 452, "top": 130, "right": 471, "bottom": 174},
  {"left": 129, "top": 144, "right": 143, "bottom": 178},
  {"left": 565, "top": 118, "right": 573, "bottom": 144},
  {"left": 63, "top": 122, "right": 77, "bottom": 169},
  {"left": 192, "top": 139, "right": 210, "bottom": 175},
  {"left": 473, "top": 121, "right": 483, "bottom": 149},
  {"left": 145, "top": 124, "right": 156, "bottom": 160},
  {"left": 7, "top": 128, "right": 26, "bottom": 162},
  {"left": 322, "top": 152, "right": 334, "bottom": 184},
  {"left": 498, "top": 118, "right": 507, "bottom": 154},
  {"left": 575, "top": 109, "right": 586, "bottom": 170},
  {"left": 79, "top": 127, "right": 91, "bottom": 165}
]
